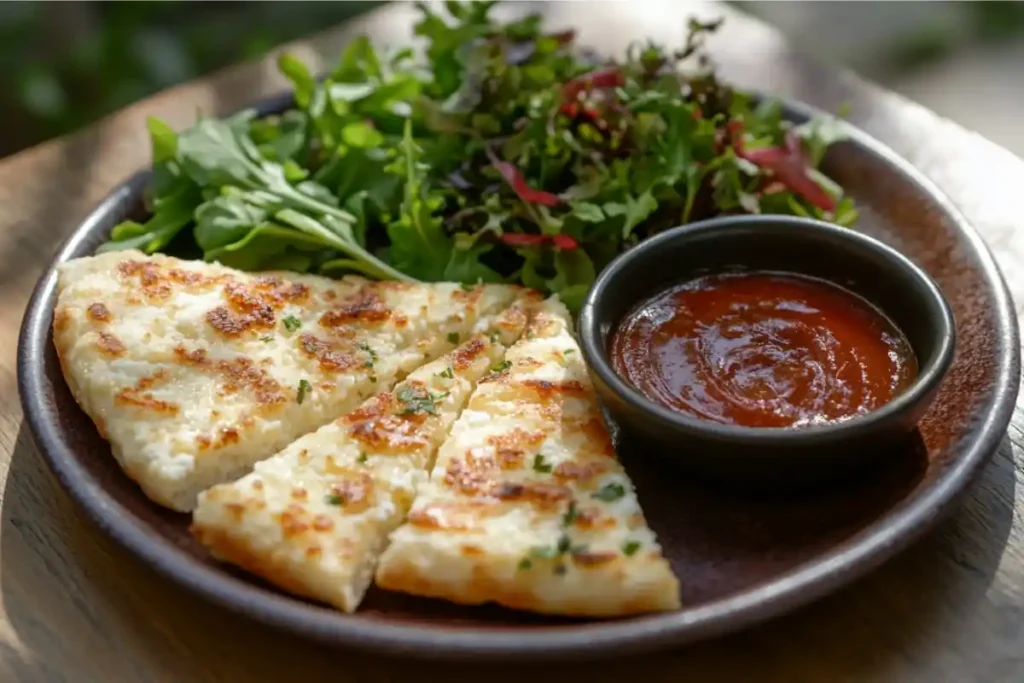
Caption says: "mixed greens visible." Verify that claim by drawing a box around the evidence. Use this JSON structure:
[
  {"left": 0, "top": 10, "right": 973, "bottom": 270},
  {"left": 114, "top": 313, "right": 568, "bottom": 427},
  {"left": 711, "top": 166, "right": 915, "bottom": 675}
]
[{"left": 100, "top": 1, "right": 856, "bottom": 310}]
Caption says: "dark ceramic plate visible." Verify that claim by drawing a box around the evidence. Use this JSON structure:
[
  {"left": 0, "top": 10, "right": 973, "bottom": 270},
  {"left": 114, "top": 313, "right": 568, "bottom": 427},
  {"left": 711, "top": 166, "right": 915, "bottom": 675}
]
[{"left": 17, "top": 93, "right": 1020, "bottom": 661}]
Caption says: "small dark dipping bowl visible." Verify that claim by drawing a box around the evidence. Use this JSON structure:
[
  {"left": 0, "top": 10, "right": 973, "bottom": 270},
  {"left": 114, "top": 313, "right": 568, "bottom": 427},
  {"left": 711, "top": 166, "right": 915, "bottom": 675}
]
[{"left": 578, "top": 215, "right": 956, "bottom": 489}]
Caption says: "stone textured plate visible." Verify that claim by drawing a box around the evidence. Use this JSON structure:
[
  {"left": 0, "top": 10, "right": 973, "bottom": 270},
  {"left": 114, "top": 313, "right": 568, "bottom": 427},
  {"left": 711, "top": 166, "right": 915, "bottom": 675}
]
[{"left": 17, "top": 93, "right": 1020, "bottom": 661}]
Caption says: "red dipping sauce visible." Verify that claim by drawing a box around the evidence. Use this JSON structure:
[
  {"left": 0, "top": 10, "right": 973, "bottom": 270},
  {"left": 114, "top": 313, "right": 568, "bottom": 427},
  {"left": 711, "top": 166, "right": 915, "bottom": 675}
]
[{"left": 610, "top": 272, "right": 918, "bottom": 428}]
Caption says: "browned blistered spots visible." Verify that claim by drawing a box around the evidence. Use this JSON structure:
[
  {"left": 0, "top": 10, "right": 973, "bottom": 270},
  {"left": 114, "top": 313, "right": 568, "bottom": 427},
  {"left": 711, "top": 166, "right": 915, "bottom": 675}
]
[
  {"left": 207, "top": 282, "right": 279, "bottom": 338},
  {"left": 87, "top": 302, "right": 111, "bottom": 322},
  {"left": 174, "top": 346, "right": 209, "bottom": 366},
  {"left": 452, "top": 285, "right": 482, "bottom": 304},
  {"left": 329, "top": 473, "right": 374, "bottom": 514},
  {"left": 523, "top": 379, "right": 587, "bottom": 400},
  {"left": 216, "top": 357, "right": 285, "bottom": 407},
  {"left": 320, "top": 286, "right": 394, "bottom": 328},
  {"left": 305, "top": 546, "right": 322, "bottom": 560},
  {"left": 291, "top": 487, "right": 308, "bottom": 501},
  {"left": 212, "top": 427, "right": 240, "bottom": 449},
  {"left": 572, "top": 506, "right": 618, "bottom": 531},
  {"left": 251, "top": 479, "right": 264, "bottom": 491},
  {"left": 298, "top": 334, "right": 355, "bottom": 373},
  {"left": 349, "top": 401, "right": 430, "bottom": 455},
  {"left": 572, "top": 550, "right": 618, "bottom": 567},
  {"left": 312, "top": 515, "right": 334, "bottom": 532},
  {"left": 486, "top": 429, "right": 545, "bottom": 471},
  {"left": 53, "top": 308, "right": 71, "bottom": 333},
  {"left": 253, "top": 275, "right": 310, "bottom": 304},
  {"left": 554, "top": 460, "right": 610, "bottom": 485},
  {"left": 225, "top": 503, "right": 246, "bottom": 522},
  {"left": 445, "top": 452, "right": 498, "bottom": 495},
  {"left": 115, "top": 370, "right": 178, "bottom": 414},
  {"left": 279, "top": 509, "right": 310, "bottom": 537},
  {"left": 323, "top": 290, "right": 337, "bottom": 302},
  {"left": 118, "top": 261, "right": 172, "bottom": 299},
  {"left": 196, "top": 429, "right": 231, "bottom": 451},
  {"left": 461, "top": 544, "right": 484, "bottom": 557},
  {"left": 96, "top": 332, "right": 125, "bottom": 357},
  {"left": 450, "top": 337, "right": 487, "bottom": 370},
  {"left": 407, "top": 501, "right": 496, "bottom": 531},
  {"left": 494, "top": 448, "right": 525, "bottom": 470},
  {"left": 492, "top": 481, "right": 571, "bottom": 510}
]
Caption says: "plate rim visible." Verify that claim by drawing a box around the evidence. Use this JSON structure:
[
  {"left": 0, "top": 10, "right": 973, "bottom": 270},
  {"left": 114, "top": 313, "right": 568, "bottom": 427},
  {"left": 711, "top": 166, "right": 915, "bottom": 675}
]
[{"left": 16, "top": 93, "right": 1021, "bottom": 661}]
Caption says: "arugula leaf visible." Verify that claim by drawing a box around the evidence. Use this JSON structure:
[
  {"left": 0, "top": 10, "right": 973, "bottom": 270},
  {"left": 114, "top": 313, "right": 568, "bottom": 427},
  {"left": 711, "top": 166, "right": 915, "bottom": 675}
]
[
  {"left": 384, "top": 119, "right": 456, "bottom": 280},
  {"left": 99, "top": 118, "right": 200, "bottom": 254}
]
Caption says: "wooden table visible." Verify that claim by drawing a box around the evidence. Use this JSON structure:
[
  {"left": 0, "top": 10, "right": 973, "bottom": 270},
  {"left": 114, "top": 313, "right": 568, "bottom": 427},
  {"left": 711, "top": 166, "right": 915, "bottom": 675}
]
[{"left": 2, "top": 2, "right": 1022, "bottom": 681}]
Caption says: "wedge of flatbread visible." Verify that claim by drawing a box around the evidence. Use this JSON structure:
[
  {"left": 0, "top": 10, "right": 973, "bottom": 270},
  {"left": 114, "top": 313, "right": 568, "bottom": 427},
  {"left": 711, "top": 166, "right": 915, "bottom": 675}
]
[
  {"left": 191, "top": 297, "right": 532, "bottom": 612},
  {"left": 375, "top": 297, "right": 681, "bottom": 617},
  {"left": 53, "top": 250, "right": 523, "bottom": 511}
]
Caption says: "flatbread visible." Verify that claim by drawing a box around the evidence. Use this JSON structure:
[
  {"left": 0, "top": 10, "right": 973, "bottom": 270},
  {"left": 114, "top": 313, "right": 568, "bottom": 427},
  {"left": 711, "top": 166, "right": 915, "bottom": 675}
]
[
  {"left": 53, "top": 250, "right": 523, "bottom": 511},
  {"left": 375, "top": 297, "right": 681, "bottom": 617},
  {"left": 191, "top": 298, "right": 531, "bottom": 612}
]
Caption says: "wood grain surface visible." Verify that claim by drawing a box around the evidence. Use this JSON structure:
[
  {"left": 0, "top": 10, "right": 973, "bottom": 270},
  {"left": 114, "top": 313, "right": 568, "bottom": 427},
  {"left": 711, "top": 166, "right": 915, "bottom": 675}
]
[{"left": 2, "top": 2, "right": 1022, "bottom": 681}]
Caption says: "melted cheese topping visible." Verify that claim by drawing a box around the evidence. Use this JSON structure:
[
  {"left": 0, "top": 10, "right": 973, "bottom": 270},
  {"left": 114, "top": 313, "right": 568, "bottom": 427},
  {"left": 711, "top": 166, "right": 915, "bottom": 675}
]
[
  {"left": 53, "top": 250, "right": 524, "bottom": 511},
  {"left": 375, "top": 298, "right": 681, "bottom": 617},
  {"left": 191, "top": 299, "right": 529, "bottom": 611}
]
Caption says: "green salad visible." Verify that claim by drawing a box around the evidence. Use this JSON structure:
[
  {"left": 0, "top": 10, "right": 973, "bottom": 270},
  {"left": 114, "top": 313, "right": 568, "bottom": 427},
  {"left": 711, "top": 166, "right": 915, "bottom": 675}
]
[{"left": 100, "top": 1, "right": 855, "bottom": 311}]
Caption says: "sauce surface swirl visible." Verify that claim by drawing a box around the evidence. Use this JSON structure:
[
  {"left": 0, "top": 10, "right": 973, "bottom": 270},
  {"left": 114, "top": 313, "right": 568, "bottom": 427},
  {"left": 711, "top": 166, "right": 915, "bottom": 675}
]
[{"left": 610, "top": 272, "right": 918, "bottom": 428}]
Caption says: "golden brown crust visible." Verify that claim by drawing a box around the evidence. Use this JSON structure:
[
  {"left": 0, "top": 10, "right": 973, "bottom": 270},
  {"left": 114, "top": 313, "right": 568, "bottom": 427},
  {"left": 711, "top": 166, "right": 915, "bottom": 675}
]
[{"left": 87, "top": 302, "right": 111, "bottom": 322}]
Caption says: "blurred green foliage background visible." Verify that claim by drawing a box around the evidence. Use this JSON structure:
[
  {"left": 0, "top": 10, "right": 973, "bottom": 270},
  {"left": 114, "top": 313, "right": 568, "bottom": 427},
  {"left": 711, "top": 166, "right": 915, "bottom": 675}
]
[{"left": 1, "top": 1, "right": 383, "bottom": 159}]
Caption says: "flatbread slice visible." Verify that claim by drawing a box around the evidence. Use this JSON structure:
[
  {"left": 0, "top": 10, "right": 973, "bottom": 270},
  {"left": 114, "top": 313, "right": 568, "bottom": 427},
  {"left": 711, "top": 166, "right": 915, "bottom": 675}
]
[
  {"left": 375, "top": 297, "right": 681, "bottom": 617},
  {"left": 53, "top": 250, "right": 523, "bottom": 511},
  {"left": 191, "top": 298, "right": 532, "bottom": 612}
]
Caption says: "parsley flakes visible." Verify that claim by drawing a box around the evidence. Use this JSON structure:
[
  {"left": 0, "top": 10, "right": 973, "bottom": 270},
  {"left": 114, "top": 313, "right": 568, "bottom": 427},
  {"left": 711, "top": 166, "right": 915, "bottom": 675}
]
[
  {"left": 491, "top": 359, "right": 512, "bottom": 373},
  {"left": 324, "top": 493, "right": 344, "bottom": 505},
  {"left": 283, "top": 315, "right": 302, "bottom": 332},
  {"left": 532, "top": 454, "right": 553, "bottom": 473},
  {"left": 437, "top": 366, "right": 454, "bottom": 379},
  {"left": 296, "top": 379, "right": 312, "bottom": 404},
  {"left": 592, "top": 482, "right": 626, "bottom": 502},
  {"left": 357, "top": 452, "right": 369, "bottom": 464},
  {"left": 622, "top": 540, "right": 642, "bottom": 557},
  {"left": 396, "top": 385, "right": 440, "bottom": 415},
  {"left": 446, "top": 332, "right": 460, "bottom": 344}
]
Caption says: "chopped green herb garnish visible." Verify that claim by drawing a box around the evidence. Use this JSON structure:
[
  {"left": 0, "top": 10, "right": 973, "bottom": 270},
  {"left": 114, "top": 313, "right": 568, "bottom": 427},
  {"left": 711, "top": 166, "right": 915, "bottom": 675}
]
[
  {"left": 396, "top": 385, "right": 440, "bottom": 415},
  {"left": 491, "top": 359, "right": 512, "bottom": 373},
  {"left": 325, "top": 493, "right": 344, "bottom": 505},
  {"left": 359, "top": 342, "right": 379, "bottom": 362},
  {"left": 369, "top": 374, "right": 378, "bottom": 383},
  {"left": 556, "top": 534, "right": 571, "bottom": 554},
  {"left": 533, "top": 454, "right": 553, "bottom": 474},
  {"left": 296, "top": 379, "right": 312, "bottom": 404},
  {"left": 592, "top": 482, "right": 626, "bottom": 502},
  {"left": 564, "top": 349, "right": 575, "bottom": 355},
  {"left": 357, "top": 452, "right": 369, "bottom": 464},
  {"left": 529, "top": 545, "right": 560, "bottom": 560},
  {"left": 438, "top": 366, "right": 454, "bottom": 379},
  {"left": 517, "top": 558, "right": 533, "bottom": 571},
  {"left": 562, "top": 500, "right": 578, "bottom": 527},
  {"left": 260, "top": 335, "right": 274, "bottom": 342},
  {"left": 488, "top": 330, "right": 501, "bottom": 343},
  {"left": 283, "top": 316, "right": 301, "bottom": 332},
  {"left": 622, "top": 540, "right": 642, "bottom": 556},
  {"left": 447, "top": 332, "right": 460, "bottom": 344}
]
